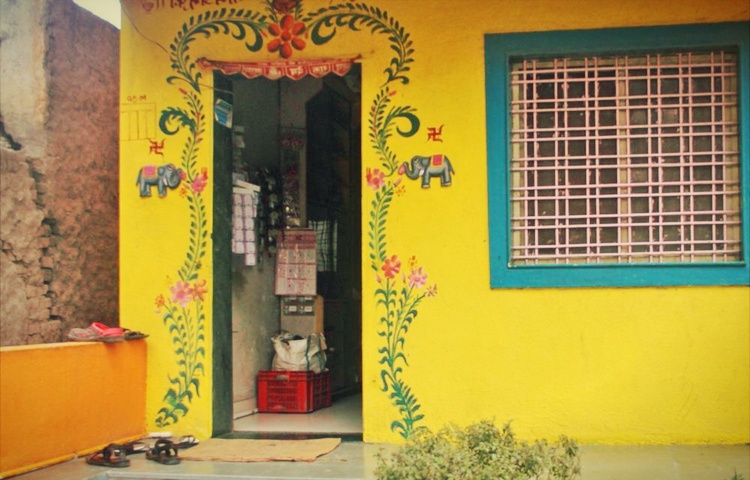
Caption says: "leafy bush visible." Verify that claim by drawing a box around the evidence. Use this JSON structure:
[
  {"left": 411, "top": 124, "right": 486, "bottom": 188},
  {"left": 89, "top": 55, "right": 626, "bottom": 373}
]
[{"left": 375, "top": 420, "right": 581, "bottom": 480}]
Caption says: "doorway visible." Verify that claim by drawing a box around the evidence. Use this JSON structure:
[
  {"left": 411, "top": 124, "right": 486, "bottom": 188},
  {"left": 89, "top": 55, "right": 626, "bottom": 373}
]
[{"left": 212, "top": 66, "right": 363, "bottom": 438}]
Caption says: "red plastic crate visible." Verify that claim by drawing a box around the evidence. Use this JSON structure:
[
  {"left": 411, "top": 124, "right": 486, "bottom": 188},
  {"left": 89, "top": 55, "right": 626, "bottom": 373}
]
[{"left": 257, "top": 370, "right": 331, "bottom": 413}]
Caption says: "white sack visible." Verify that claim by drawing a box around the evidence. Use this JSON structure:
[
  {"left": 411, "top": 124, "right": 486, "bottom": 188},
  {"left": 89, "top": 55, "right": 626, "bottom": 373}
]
[{"left": 272, "top": 331, "right": 327, "bottom": 373}]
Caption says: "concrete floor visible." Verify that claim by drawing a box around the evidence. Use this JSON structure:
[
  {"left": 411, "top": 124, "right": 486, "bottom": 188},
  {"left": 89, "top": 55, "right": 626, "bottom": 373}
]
[
  {"left": 13, "top": 443, "right": 750, "bottom": 480},
  {"left": 11, "top": 395, "right": 750, "bottom": 479},
  {"left": 233, "top": 393, "right": 363, "bottom": 435}
]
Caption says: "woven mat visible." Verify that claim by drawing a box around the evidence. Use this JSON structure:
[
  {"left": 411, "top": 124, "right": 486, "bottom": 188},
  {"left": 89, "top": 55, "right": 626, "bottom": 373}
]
[{"left": 179, "top": 438, "right": 341, "bottom": 463}]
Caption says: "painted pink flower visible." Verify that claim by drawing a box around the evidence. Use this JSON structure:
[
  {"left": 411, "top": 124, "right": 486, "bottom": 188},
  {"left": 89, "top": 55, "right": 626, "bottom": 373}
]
[
  {"left": 191, "top": 168, "right": 208, "bottom": 194},
  {"left": 408, "top": 267, "right": 427, "bottom": 289},
  {"left": 267, "top": 14, "right": 306, "bottom": 59},
  {"left": 367, "top": 168, "right": 386, "bottom": 190},
  {"left": 170, "top": 281, "right": 192, "bottom": 307},
  {"left": 381, "top": 255, "right": 401, "bottom": 279},
  {"left": 190, "top": 279, "right": 207, "bottom": 302}
]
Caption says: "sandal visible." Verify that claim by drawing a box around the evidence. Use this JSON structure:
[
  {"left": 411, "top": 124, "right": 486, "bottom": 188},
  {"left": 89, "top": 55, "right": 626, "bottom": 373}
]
[
  {"left": 68, "top": 323, "right": 124, "bottom": 342},
  {"left": 172, "top": 435, "right": 199, "bottom": 449},
  {"left": 123, "top": 329, "right": 149, "bottom": 340},
  {"left": 67, "top": 326, "right": 99, "bottom": 341},
  {"left": 146, "top": 439, "right": 181, "bottom": 465},
  {"left": 90, "top": 322, "right": 125, "bottom": 342},
  {"left": 86, "top": 444, "right": 130, "bottom": 468},
  {"left": 115, "top": 440, "right": 149, "bottom": 455}
]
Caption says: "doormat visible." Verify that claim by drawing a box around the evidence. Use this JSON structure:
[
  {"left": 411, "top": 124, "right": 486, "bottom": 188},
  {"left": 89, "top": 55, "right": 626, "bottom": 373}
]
[{"left": 179, "top": 437, "right": 341, "bottom": 463}]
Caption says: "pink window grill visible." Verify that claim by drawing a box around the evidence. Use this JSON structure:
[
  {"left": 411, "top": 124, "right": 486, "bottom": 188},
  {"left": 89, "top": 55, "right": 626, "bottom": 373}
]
[{"left": 509, "top": 51, "right": 741, "bottom": 265}]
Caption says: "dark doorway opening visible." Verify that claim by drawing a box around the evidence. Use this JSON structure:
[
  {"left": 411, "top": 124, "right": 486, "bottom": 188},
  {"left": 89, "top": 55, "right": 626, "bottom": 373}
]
[{"left": 212, "top": 66, "right": 363, "bottom": 438}]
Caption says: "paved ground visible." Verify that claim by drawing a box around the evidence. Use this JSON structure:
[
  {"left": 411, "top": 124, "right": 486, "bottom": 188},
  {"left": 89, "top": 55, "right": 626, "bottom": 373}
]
[{"left": 12, "top": 443, "right": 750, "bottom": 479}]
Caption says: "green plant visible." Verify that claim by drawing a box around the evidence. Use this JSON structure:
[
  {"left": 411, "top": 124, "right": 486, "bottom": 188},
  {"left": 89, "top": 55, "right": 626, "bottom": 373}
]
[
  {"left": 375, "top": 419, "right": 581, "bottom": 480},
  {"left": 726, "top": 471, "right": 745, "bottom": 480}
]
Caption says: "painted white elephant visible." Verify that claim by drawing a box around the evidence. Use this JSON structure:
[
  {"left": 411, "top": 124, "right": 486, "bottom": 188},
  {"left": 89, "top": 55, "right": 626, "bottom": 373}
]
[
  {"left": 398, "top": 154, "right": 455, "bottom": 188},
  {"left": 136, "top": 163, "right": 183, "bottom": 197}
]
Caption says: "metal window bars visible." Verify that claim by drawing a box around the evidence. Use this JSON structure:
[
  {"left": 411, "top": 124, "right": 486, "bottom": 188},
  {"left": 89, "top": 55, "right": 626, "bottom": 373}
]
[{"left": 509, "top": 51, "right": 741, "bottom": 265}]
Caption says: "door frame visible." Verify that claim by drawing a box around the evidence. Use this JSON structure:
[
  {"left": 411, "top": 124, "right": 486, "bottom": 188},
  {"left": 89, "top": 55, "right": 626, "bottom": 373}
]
[
  {"left": 211, "top": 72, "right": 235, "bottom": 437},
  {"left": 210, "top": 70, "right": 363, "bottom": 437}
]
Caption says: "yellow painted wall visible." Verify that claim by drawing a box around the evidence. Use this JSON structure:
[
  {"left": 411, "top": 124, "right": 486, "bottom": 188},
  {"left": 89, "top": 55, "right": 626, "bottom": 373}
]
[
  {"left": 119, "top": 0, "right": 750, "bottom": 444},
  {"left": 0, "top": 342, "right": 147, "bottom": 477}
]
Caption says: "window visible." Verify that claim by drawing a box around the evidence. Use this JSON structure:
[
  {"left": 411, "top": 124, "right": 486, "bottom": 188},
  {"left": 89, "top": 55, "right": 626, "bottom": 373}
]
[{"left": 485, "top": 23, "right": 750, "bottom": 288}]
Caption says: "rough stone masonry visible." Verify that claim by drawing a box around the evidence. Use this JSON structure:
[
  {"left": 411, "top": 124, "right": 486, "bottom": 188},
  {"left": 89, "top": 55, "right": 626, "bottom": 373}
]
[{"left": 0, "top": 0, "right": 119, "bottom": 346}]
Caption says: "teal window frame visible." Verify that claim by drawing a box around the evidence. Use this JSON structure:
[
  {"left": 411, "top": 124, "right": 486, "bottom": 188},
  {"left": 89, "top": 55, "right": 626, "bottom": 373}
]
[{"left": 485, "top": 22, "right": 750, "bottom": 288}]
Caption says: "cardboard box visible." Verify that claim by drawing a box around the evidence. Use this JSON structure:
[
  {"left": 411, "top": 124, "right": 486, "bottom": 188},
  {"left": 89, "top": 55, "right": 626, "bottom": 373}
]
[{"left": 281, "top": 295, "right": 324, "bottom": 336}]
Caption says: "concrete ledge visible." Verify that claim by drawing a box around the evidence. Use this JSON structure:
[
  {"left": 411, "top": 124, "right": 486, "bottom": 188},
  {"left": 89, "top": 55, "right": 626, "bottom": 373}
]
[{"left": 0, "top": 341, "right": 147, "bottom": 478}]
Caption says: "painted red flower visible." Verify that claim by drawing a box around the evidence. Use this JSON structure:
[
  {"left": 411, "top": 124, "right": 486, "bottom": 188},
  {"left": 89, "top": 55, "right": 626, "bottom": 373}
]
[
  {"left": 408, "top": 267, "right": 428, "bottom": 289},
  {"left": 170, "top": 281, "right": 192, "bottom": 307},
  {"left": 381, "top": 255, "right": 401, "bottom": 279},
  {"left": 366, "top": 168, "right": 386, "bottom": 190},
  {"left": 155, "top": 294, "right": 165, "bottom": 309},
  {"left": 190, "top": 279, "right": 207, "bottom": 302},
  {"left": 191, "top": 168, "right": 208, "bottom": 194},
  {"left": 267, "top": 14, "right": 306, "bottom": 59}
]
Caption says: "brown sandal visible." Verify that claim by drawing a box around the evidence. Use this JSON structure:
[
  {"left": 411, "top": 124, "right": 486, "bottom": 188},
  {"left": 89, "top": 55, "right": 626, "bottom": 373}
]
[
  {"left": 146, "top": 439, "right": 180, "bottom": 465},
  {"left": 86, "top": 444, "right": 130, "bottom": 468}
]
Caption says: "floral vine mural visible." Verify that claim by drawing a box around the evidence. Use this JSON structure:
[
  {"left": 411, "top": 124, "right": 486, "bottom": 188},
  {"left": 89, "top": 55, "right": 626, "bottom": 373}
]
[
  {"left": 153, "top": 89, "right": 209, "bottom": 427},
  {"left": 151, "top": 0, "right": 437, "bottom": 437}
]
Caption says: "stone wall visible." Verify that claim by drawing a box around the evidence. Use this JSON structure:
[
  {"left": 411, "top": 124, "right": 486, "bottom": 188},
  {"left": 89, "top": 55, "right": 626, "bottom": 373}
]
[{"left": 0, "top": 0, "right": 119, "bottom": 346}]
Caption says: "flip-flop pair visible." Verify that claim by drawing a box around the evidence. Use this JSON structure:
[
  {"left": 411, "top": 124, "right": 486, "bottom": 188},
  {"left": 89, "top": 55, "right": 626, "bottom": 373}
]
[
  {"left": 68, "top": 322, "right": 123, "bottom": 342},
  {"left": 67, "top": 322, "right": 148, "bottom": 342},
  {"left": 87, "top": 437, "right": 197, "bottom": 468}
]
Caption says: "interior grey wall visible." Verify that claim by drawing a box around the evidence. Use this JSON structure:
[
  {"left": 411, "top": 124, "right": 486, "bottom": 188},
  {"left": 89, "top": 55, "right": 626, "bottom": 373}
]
[
  {"left": 231, "top": 256, "right": 278, "bottom": 414},
  {"left": 231, "top": 79, "right": 280, "bottom": 414},
  {"left": 229, "top": 77, "right": 323, "bottom": 414},
  {"left": 280, "top": 77, "right": 323, "bottom": 127},
  {"left": 235, "top": 78, "right": 281, "bottom": 169}
]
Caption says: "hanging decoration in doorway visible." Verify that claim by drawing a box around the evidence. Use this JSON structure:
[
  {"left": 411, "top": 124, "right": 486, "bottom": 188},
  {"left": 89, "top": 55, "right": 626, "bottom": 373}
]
[
  {"left": 152, "top": 1, "right": 437, "bottom": 439},
  {"left": 197, "top": 57, "right": 356, "bottom": 81}
]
